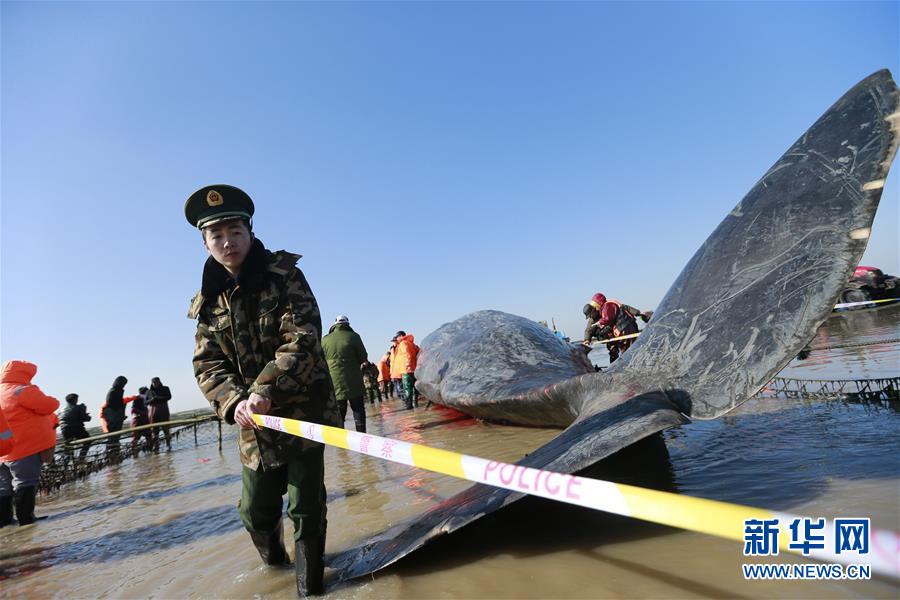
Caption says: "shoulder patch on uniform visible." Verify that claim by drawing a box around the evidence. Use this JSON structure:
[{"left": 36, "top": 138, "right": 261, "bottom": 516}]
[
  {"left": 187, "top": 291, "right": 206, "bottom": 319},
  {"left": 268, "top": 251, "right": 302, "bottom": 276}
]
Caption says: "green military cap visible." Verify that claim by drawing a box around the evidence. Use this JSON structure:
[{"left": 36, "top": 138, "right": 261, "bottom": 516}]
[{"left": 184, "top": 184, "right": 255, "bottom": 229}]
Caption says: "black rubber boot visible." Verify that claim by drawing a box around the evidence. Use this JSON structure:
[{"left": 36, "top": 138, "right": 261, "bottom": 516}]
[
  {"left": 249, "top": 519, "right": 290, "bottom": 566},
  {"left": 0, "top": 495, "right": 13, "bottom": 527},
  {"left": 14, "top": 486, "right": 37, "bottom": 525},
  {"left": 294, "top": 535, "right": 325, "bottom": 597}
]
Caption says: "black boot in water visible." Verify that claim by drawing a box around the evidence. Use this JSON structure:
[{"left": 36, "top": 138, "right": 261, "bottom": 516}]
[
  {"left": 0, "top": 495, "right": 13, "bottom": 527},
  {"left": 14, "top": 486, "right": 37, "bottom": 525},
  {"left": 248, "top": 520, "right": 290, "bottom": 565},
  {"left": 295, "top": 536, "right": 324, "bottom": 597}
]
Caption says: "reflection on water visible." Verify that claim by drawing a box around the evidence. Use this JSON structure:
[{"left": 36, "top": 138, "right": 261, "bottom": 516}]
[
  {"left": 1, "top": 307, "right": 898, "bottom": 598},
  {"left": 780, "top": 304, "right": 900, "bottom": 380}
]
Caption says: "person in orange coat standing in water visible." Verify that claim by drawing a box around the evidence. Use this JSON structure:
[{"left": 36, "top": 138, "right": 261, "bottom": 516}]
[
  {"left": 394, "top": 331, "right": 420, "bottom": 409},
  {"left": 377, "top": 352, "right": 392, "bottom": 401},
  {"left": 0, "top": 360, "right": 59, "bottom": 526}
]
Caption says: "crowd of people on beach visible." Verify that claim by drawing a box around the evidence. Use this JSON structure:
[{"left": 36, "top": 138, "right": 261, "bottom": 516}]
[
  {"left": 1, "top": 185, "right": 653, "bottom": 598},
  {"left": 57, "top": 374, "right": 174, "bottom": 458},
  {"left": 96, "top": 375, "right": 174, "bottom": 454},
  {"left": 321, "top": 314, "right": 423, "bottom": 434},
  {"left": 0, "top": 364, "right": 176, "bottom": 527}
]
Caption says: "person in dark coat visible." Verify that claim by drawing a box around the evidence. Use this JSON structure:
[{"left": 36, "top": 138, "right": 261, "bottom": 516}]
[
  {"left": 147, "top": 377, "right": 172, "bottom": 451},
  {"left": 321, "top": 316, "right": 369, "bottom": 433},
  {"left": 60, "top": 393, "right": 91, "bottom": 459},
  {"left": 102, "top": 376, "right": 128, "bottom": 455},
  {"left": 130, "top": 387, "right": 152, "bottom": 452}
]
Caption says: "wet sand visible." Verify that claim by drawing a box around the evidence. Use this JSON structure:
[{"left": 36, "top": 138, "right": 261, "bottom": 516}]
[{"left": 1, "top": 306, "right": 898, "bottom": 599}]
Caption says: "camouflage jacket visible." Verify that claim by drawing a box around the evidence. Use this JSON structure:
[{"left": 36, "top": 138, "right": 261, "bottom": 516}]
[
  {"left": 188, "top": 242, "right": 340, "bottom": 470},
  {"left": 361, "top": 364, "right": 379, "bottom": 389}
]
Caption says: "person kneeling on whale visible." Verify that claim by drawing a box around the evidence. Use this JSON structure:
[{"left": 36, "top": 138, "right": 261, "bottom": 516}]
[
  {"left": 185, "top": 185, "right": 340, "bottom": 597},
  {"left": 582, "top": 293, "right": 652, "bottom": 363}
]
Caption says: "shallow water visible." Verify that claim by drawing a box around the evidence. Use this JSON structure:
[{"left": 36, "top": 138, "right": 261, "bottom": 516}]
[{"left": 2, "top": 306, "right": 898, "bottom": 599}]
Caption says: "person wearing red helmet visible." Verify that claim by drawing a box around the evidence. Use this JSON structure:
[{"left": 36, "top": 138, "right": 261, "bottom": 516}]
[{"left": 582, "top": 293, "right": 652, "bottom": 363}]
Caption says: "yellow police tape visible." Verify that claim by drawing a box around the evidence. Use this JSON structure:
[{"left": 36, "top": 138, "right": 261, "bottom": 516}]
[
  {"left": 252, "top": 413, "right": 899, "bottom": 578},
  {"left": 584, "top": 332, "right": 641, "bottom": 345},
  {"left": 833, "top": 297, "right": 899, "bottom": 309}
]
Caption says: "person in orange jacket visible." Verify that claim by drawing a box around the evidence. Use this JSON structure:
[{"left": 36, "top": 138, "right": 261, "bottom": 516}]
[
  {"left": 393, "top": 331, "right": 420, "bottom": 409},
  {"left": 377, "top": 352, "right": 393, "bottom": 400},
  {"left": 0, "top": 406, "right": 13, "bottom": 457},
  {"left": 0, "top": 360, "right": 60, "bottom": 526}
]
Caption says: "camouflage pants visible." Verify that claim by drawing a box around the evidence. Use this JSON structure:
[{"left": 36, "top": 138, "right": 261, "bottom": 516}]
[
  {"left": 365, "top": 385, "right": 381, "bottom": 404},
  {"left": 238, "top": 445, "right": 327, "bottom": 542},
  {"left": 402, "top": 373, "right": 418, "bottom": 408}
]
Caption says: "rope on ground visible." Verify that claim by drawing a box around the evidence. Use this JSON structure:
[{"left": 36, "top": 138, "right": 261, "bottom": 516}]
[{"left": 252, "top": 413, "right": 899, "bottom": 579}]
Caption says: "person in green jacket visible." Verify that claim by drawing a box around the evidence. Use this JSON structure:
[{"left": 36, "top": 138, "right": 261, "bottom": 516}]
[{"left": 321, "top": 315, "right": 369, "bottom": 433}]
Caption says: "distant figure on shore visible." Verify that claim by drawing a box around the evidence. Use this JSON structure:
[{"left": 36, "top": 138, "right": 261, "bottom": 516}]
[
  {"left": 0, "top": 360, "right": 59, "bottom": 526},
  {"left": 394, "top": 331, "right": 420, "bottom": 409},
  {"left": 322, "top": 315, "right": 370, "bottom": 433},
  {"left": 60, "top": 393, "right": 92, "bottom": 459},
  {"left": 101, "top": 376, "right": 130, "bottom": 455},
  {"left": 361, "top": 360, "right": 381, "bottom": 404},
  {"left": 130, "top": 387, "right": 152, "bottom": 452},
  {"left": 147, "top": 377, "right": 172, "bottom": 451},
  {"left": 582, "top": 292, "right": 652, "bottom": 363},
  {"left": 377, "top": 352, "right": 392, "bottom": 400}
]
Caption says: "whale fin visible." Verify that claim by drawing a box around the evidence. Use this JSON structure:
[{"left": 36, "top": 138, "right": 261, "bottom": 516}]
[
  {"left": 331, "top": 69, "right": 899, "bottom": 582},
  {"left": 329, "top": 389, "right": 687, "bottom": 580},
  {"left": 619, "top": 69, "right": 899, "bottom": 419}
]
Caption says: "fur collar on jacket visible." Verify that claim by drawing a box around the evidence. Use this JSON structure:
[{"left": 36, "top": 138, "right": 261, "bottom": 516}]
[{"left": 201, "top": 238, "right": 270, "bottom": 298}]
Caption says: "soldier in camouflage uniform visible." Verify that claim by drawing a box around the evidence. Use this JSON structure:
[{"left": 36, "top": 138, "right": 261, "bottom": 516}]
[
  {"left": 185, "top": 184, "right": 339, "bottom": 597},
  {"left": 361, "top": 361, "right": 381, "bottom": 404}
]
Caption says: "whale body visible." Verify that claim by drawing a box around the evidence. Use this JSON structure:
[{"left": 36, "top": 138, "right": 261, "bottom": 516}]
[{"left": 330, "top": 70, "right": 900, "bottom": 581}]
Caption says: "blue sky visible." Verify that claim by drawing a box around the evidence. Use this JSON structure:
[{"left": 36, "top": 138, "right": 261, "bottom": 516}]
[{"left": 2, "top": 1, "right": 898, "bottom": 417}]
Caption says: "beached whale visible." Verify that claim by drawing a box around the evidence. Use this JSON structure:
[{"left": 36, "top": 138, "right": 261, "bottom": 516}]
[{"left": 330, "top": 70, "right": 899, "bottom": 580}]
